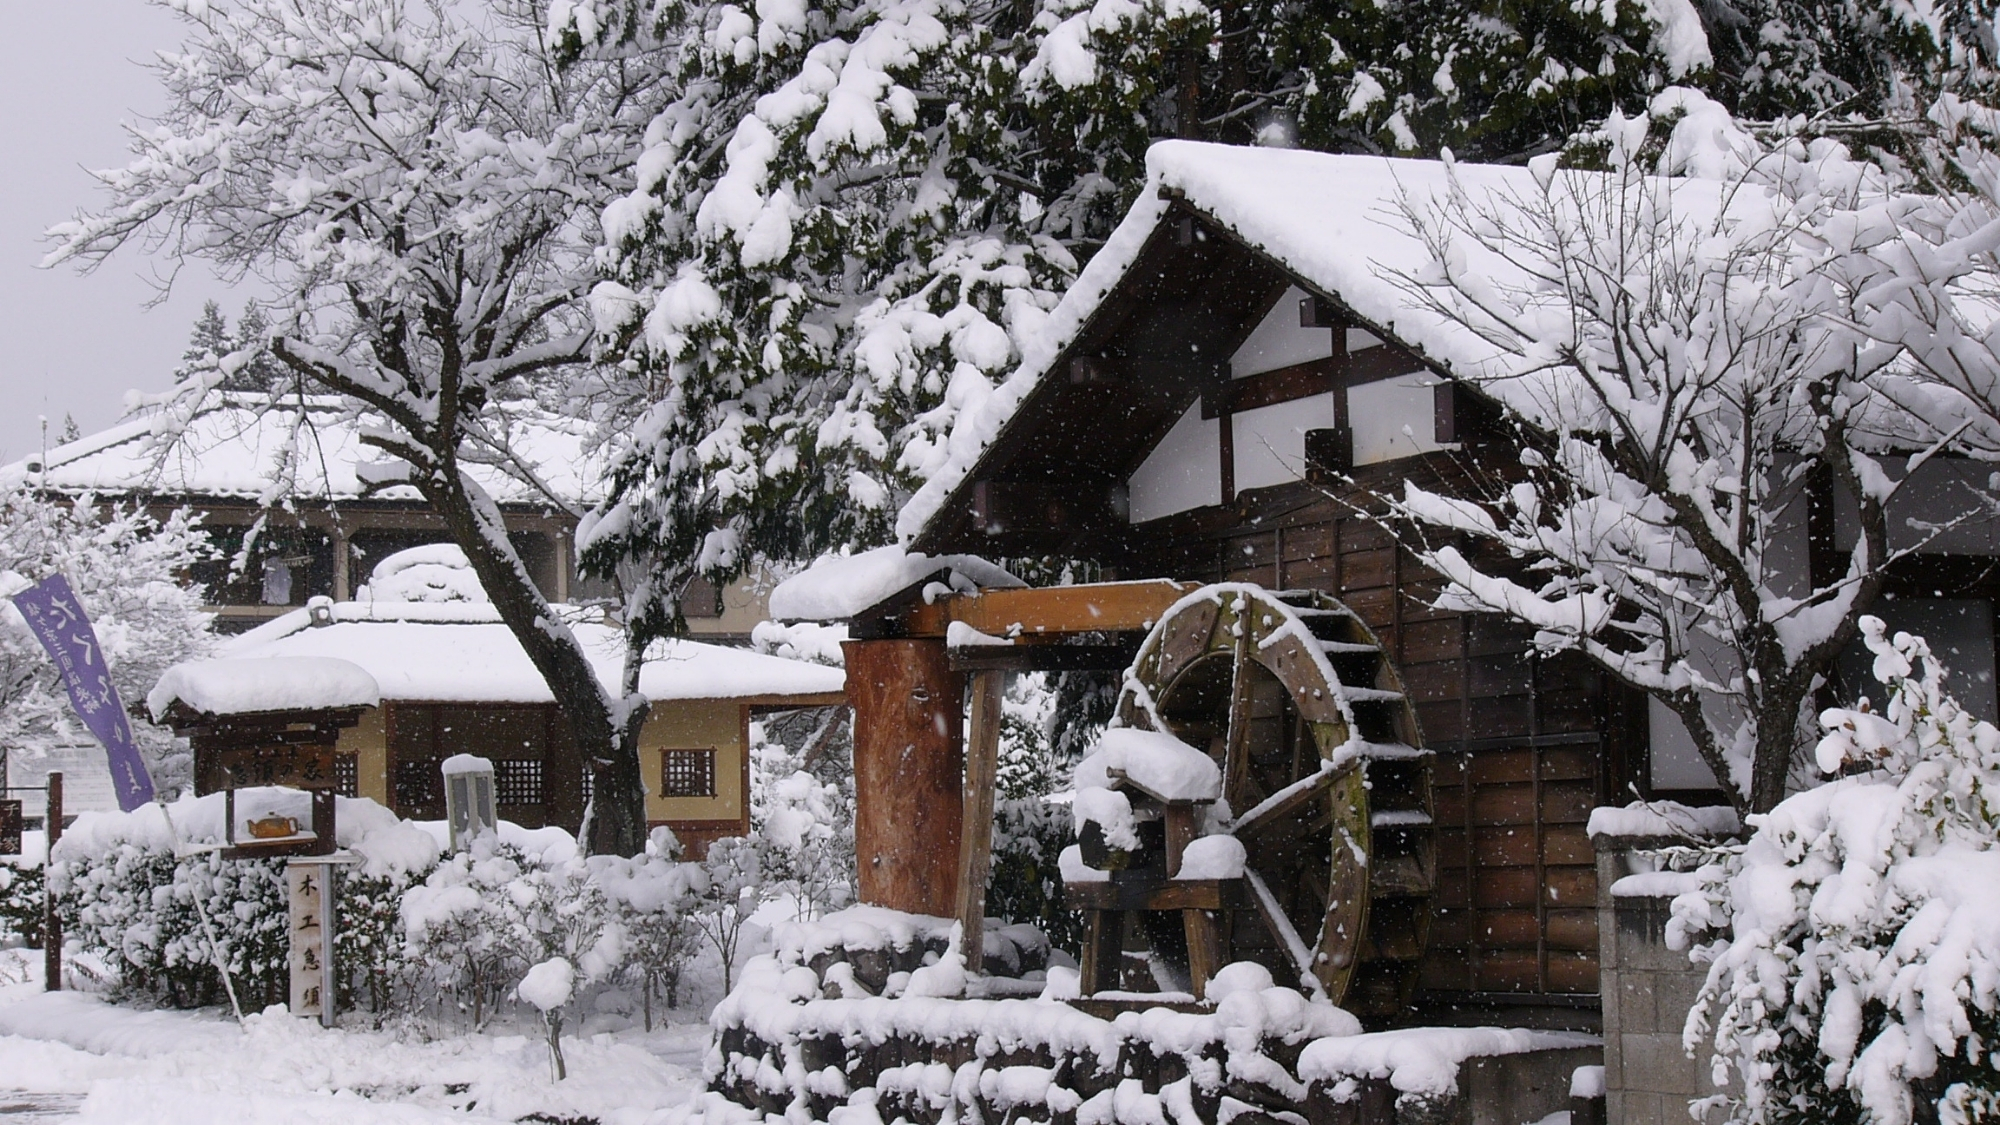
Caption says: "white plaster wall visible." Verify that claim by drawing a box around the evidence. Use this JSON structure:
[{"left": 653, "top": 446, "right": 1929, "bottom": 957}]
[
  {"left": 1233, "top": 394, "right": 1340, "bottom": 493},
  {"left": 1128, "top": 402, "right": 1222, "bottom": 523},
  {"left": 1230, "top": 286, "right": 1335, "bottom": 378},
  {"left": 1349, "top": 372, "right": 1446, "bottom": 465}
]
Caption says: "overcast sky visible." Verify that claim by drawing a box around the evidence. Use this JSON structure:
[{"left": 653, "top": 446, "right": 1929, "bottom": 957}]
[{"left": 0, "top": 1, "right": 246, "bottom": 464}]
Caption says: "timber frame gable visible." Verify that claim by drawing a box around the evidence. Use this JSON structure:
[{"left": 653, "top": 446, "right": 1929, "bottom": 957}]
[{"left": 912, "top": 192, "right": 1511, "bottom": 566}]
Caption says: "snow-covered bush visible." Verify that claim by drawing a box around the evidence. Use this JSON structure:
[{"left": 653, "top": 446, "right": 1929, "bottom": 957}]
[
  {"left": 988, "top": 673, "right": 1089, "bottom": 955},
  {"left": 749, "top": 717, "right": 854, "bottom": 921},
  {"left": 1679, "top": 617, "right": 2000, "bottom": 1125},
  {"left": 401, "top": 829, "right": 709, "bottom": 1029},
  {"left": 401, "top": 839, "right": 571, "bottom": 1028},
  {"left": 0, "top": 860, "right": 44, "bottom": 947},
  {"left": 60, "top": 844, "right": 289, "bottom": 1008},
  {"left": 597, "top": 828, "right": 706, "bottom": 1028},
  {"left": 50, "top": 790, "right": 436, "bottom": 1010}
]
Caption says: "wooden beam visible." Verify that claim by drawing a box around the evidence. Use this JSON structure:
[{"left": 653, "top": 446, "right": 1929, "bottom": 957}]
[
  {"left": 946, "top": 641, "right": 1140, "bottom": 673},
  {"left": 903, "top": 579, "right": 1201, "bottom": 639},
  {"left": 956, "top": 669, "right": 1004, "bottom": 974},
  {"left": 1202, "top": 358, "right": 1336, "bottom": 418},
  {"left": 1065, "top": 876, "right": 1250, "bottom": 912}
]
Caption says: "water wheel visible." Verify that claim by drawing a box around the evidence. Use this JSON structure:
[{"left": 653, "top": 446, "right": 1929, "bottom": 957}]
[{"left": 1075, "top": 584, "right": 1435, "bottom": 1019}]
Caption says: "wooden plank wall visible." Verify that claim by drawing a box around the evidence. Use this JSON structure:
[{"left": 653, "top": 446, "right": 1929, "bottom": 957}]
[{"left": 1122, "top": 481, "right": 1611, "bottom": 1005}]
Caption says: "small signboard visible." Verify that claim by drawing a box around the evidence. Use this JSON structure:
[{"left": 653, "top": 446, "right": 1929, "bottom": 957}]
[
  {"left": 0, "top": 800, "right": 20, "bottom": 856},
  {"left": 220, "top": 744, "right": 336, "bottom": 790},
  {"left": 286, "top": 861, "right": 330, "bottom": 1020}
]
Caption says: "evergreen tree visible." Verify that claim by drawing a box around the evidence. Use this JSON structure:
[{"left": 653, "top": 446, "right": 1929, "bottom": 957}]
[
  {"left": 174, "top": 300, "right": 231, "bottom": 383},
  {"left": 227, "top": 302, "right": 287, "bottom": 393},
  {"left": 567, "top": 0, "right": 1983, "bottom": 589}
]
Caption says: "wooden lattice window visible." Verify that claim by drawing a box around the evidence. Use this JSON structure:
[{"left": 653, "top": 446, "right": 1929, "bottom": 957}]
[
  {"left": 333, "top": 753, "right": 359, "bottom": 798},
  {"left": 495, "top": 758, "right": 544, "bottom": 806},
  {"left": 393, "top": 759, "right": 442, "bottom": 810},
  {"left": 661, "top": 749, "right": 716, "bottom": 798}
]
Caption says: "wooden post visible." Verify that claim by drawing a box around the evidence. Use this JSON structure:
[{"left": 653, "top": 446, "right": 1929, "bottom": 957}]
[
  {"left": 957, "top": 669, "right": 1004, "bottom": 968},
  {"left": 1080, "top": 909, "right": 1124, "bottom": 994},
  {"left": 44, "top": 772, "right": 60, "bottom": 992},
  {"left": 843, "top": 639, "right": 964, "bottom": 916}
]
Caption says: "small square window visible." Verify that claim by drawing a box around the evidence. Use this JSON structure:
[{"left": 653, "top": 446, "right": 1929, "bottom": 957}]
[
  {"left": 661, "top": 749, "right": 716, "bottom": 798},
  {"left": 495, "top": 759, "right": 544, "bottom": 806}
]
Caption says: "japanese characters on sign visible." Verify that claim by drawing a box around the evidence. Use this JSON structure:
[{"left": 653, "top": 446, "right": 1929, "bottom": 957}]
[
  {"left": 0, "top": 800, "right": 20, "bottom": 857},
  {"left": 220, "top": 744, "right": 336, "bottom": 791},
  {"left": 286, "top": 862, "right": 328, "bottom": 1019},
  {"left": 8, "top": 575, "right": 154, "bottom": 812}
]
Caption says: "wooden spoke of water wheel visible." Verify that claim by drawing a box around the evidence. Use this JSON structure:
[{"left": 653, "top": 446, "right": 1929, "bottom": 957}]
[{"left": 1113, "top": 585, "right": 1436, "bottom": 1018}]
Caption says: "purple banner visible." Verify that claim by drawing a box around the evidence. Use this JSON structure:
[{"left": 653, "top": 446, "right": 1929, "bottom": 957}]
[{"left": 10, "top": 574, "right": 155, "bottom": 812}]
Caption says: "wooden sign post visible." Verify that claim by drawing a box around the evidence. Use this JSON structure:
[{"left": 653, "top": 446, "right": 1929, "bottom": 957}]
[
  {"left": 45, "top": 773, "right": 61, "bottom": 992},
  {"left": 285, "top": 855, "right": 353, "bottom": 1027}
]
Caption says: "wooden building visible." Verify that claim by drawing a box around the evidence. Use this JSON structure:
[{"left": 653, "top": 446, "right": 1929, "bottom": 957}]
[
  {"left": 156, "top": 590, "right": 843, "bottom": 854},
  {"left": 796, "top": 142, "right": 2000, "bottom": 1032},
  {"left": 0, "top": 393, "right": 769, "bottom": 639}
]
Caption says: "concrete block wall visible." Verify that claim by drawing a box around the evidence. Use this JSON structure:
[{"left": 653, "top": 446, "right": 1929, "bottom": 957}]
[{"left": 1595, "top": 845, "right": 1731, "bottom": 1125}]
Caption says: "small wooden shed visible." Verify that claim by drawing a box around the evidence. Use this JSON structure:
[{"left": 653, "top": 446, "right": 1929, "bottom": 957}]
[{"left": 158, "top": 599, "right": 844, "bottom": 854}]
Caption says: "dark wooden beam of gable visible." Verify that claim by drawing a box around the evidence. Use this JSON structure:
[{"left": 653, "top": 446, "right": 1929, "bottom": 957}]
[{"left": 1203, "top": 357, "right": 1337, "bottom": 418}]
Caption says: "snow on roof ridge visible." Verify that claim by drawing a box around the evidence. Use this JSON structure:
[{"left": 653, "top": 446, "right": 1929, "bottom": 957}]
[
  {"left": 3, "top": 391, "right": 607, "bottom": 506},
  {"left": 204, "top": 599, "right": 845, "bottom": 706},
  {"left": 894, "top": 141, "right": 1737, "bottom": 546}
]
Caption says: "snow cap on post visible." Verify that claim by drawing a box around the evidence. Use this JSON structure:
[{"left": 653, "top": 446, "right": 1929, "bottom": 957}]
[
  {"left": 1075, "top": 726, "right": 1222, "bottom": 803},
  {"left": 519, "top": 957, "right": 575, "bottom": 1011},
  {"left": 767, "top": 545, "right": 1023, "bottom": 622}
]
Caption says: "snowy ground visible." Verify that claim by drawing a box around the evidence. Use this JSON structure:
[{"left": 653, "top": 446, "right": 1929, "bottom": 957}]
[{"left": 0, "top": 949, "right": 711, "bottom": 1124}]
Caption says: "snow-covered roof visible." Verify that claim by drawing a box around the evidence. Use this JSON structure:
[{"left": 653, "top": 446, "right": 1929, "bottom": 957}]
[
  {"left": 897, "top": 141, "right": 1724, "bottom": 543},
  {"left": 201, "top": 600, "right": 844, "bottom": 706},
  {"left": 0, "top": 393, "right": 606, "bottom": 507},
  {"left": 147, "top": 656, "right": 382, "bottom": 720}
]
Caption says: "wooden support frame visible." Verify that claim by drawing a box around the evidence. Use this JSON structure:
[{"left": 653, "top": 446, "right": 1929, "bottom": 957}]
[{"left": 956, "top": 670, "right": 1005, "bottom": 968}]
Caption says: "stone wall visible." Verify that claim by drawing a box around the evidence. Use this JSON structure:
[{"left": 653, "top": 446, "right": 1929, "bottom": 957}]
[{"left": 1595, "top": 842, "right": 1729, "bottom": 1125}]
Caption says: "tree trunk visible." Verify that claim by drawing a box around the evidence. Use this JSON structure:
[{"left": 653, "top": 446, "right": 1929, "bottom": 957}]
[{"left": 425, "top": 468, "right": 651, "bottom": 856}]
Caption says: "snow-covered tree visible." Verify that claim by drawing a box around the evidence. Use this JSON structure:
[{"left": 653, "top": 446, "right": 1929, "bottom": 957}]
[
  {"left": 564, "top": 0, "right": 1973, "bottom": 587},
  {"left": 0, "top": 488, "right": 213, "bottom": 794},
  {"left": 1380, "top": 97, "right": 1984, "bottom": 814},
  {"left": 48, "top": 0, "right": 666, "bottom": 855},
  {"left": 1677, "top": 617, "right": 2000, "bottom": 1125}
]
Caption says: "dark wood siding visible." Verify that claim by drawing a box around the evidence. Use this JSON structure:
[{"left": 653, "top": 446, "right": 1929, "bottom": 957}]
[{"left": 1111, "top": 454, "right": 1634, "bottom": 1017}]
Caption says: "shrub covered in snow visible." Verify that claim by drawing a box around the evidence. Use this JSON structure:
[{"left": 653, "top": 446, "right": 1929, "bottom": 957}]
[
  {"left": 0, "top": 859, "right": 45, "bottom": 947},
  {"left": 49, "top": 790, "right": 437, "bottom": 1009},
  {"left": 1679, "top": 617, "right": 2000, "bottom": 1125}
]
